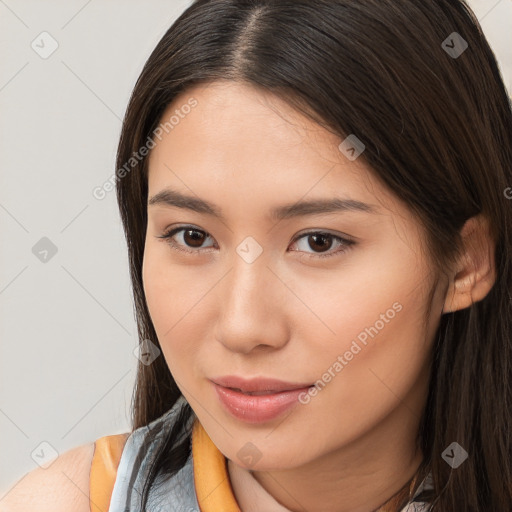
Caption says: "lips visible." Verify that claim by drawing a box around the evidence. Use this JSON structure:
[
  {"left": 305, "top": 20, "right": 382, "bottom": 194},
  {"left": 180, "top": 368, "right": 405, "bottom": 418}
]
[
  {"left": 211, "top": 380, "right": 313, "bottom": 423},
  {"left": 210, "top": 375, "right": 313, "bottom": 394}
]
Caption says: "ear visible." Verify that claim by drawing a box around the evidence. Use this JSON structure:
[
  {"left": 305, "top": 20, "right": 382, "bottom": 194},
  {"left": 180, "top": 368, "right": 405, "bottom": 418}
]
[{"left": 443, "top": 214, "right": 496, "bottom": 314}]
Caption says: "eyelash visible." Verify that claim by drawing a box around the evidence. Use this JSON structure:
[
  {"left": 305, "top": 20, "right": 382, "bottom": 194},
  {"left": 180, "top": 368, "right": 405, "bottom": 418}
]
[{"left": 156, "top": 225, "right": 355, "bottom": 260}]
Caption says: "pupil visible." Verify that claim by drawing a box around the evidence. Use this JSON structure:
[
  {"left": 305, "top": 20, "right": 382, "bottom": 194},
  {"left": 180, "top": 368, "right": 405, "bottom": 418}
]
[
  {"left": 310, "top": 234, "right": 332, "bottom": 252},
  {"left": 185, "top": 230, "right": 204, "bottom": 247}
]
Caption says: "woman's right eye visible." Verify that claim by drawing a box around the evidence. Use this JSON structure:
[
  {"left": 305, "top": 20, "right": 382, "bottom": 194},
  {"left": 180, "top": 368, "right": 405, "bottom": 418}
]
[{"left": 156, "top": 226, "right": 216, "bottom": 255}]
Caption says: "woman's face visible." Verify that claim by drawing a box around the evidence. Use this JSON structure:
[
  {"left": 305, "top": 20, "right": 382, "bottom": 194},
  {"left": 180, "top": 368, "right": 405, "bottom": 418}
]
[{"left": 143, "top": 80, "right": 446, "bottom": 470}]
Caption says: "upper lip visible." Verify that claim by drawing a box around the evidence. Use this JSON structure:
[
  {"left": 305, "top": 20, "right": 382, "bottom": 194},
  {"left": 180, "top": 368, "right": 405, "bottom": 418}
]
[{"left": 211, "top": 375, "right": 313, "bottom": 393}]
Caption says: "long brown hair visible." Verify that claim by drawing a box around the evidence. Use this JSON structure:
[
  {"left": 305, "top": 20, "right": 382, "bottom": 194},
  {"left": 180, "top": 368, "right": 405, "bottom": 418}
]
[{"left": 115, "top": 0, "right": 512, "bottom": 509}]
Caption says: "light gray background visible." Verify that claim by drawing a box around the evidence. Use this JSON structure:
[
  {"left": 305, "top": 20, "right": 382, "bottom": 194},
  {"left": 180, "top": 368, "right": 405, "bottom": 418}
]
[{"left": 0, "top": 0, "right": 510, "bottom": 496}]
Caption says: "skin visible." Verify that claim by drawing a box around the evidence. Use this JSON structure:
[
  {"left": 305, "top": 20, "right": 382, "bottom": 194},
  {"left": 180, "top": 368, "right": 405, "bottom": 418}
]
[{"left": 142, "top": 80, "right": 496, "bottom": 512}]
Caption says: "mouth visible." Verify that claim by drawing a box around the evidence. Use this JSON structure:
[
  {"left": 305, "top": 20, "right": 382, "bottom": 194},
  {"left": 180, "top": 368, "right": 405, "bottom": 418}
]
[
  {"left": 210, "top": 376, "right": 314, "bottom": 423},
  {"left": 224, "top": 387, "right": 284, "bottom": 396},
  {"left": 210, "top": 375, "right": 314, "bottom": 394}
]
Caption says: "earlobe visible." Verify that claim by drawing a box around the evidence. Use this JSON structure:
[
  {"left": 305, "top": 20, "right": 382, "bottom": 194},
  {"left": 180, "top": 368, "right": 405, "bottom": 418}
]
[{"left": 442, "top": 214, "right": 496, "bottom": 314}]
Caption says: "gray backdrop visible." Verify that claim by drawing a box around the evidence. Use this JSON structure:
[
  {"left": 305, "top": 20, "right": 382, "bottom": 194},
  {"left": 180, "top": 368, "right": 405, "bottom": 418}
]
[{"left": 1, "top": 0, "right": 510, "bottom": 495}]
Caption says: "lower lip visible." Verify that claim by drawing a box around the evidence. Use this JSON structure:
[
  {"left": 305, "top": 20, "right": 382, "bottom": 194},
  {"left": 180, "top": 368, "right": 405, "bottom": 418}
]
[{"left": 212, "top": 383, "right": 312, "bottom": 423}]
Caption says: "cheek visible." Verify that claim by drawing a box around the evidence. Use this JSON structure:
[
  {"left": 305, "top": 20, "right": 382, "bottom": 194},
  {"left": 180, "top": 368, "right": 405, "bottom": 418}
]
[
  {"left": 142, "top": 243, "right": 211, "bottom": 379},
  {"left": 142, "top": 242, "right": 201, "bottom": 331},
  {"left": 291, "top": 250, "right": 433, "bottom": 411},
  {"left": 289, "top": 258, "right": 417, "bottom": 360},
  {"left": 142, "top": 246, "right": 170, "bottom": 330}
]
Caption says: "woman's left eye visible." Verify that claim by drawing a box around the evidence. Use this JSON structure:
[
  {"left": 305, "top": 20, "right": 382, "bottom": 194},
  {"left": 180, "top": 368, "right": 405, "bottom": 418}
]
[
  {"left": 290, "top": 231, "right": 355, "bottom": 259},
  {"left": 156, "top": 226, "right": 355, "bottom": 259}
]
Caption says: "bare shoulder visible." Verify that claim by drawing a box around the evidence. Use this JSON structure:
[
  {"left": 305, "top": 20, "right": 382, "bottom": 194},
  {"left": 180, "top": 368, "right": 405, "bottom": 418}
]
[{"left": 0, "top": 441, "right": 95, "bottom": 512}]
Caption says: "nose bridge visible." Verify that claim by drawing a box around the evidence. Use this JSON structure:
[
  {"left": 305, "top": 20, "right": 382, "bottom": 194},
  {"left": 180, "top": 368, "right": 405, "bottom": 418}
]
[
  {"left": 229, "top": 234, "right": 272, "bottom": 302},
  {"left": 214, "top": 240, "right": 289, "bottom": 353},
  {"left": 225, "top": 243, "right": 274, "bottom": 317}
]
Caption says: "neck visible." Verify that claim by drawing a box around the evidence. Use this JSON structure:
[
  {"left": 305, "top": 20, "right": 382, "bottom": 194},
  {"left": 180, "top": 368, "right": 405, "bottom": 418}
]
[
  {"left": 246, "top": 400, "right": 425, "bottom": 512},
  {"left": 374, "top": 467, "right": 424, "bottom": 512}
]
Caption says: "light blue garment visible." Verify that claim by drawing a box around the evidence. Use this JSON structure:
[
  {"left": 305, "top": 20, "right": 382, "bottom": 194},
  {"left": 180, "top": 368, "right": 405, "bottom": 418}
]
[
  {"left": 108, "top": 395, "right": 433, "bottom": 511},
  {"left": 108, "top": 395, "right": 199, "bottom": 512}
]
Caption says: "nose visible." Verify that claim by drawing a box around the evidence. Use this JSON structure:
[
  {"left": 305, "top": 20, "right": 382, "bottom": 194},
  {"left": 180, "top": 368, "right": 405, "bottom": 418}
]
[{"left": 214, "top": 253, "right": 290, "bottom": 354}]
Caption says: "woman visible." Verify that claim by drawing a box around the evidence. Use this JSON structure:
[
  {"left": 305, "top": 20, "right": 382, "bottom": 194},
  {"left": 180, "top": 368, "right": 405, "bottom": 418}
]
[{"left": 4, "top": 0, "right": 511, "bottom": 511}]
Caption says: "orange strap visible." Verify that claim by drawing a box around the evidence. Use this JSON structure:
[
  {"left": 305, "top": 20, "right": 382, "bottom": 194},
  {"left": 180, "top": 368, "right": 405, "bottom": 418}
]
[
  {"left": 89, "top": 433, "right": 129, "bottom": 512},
  {"left": 192, "top": 419, "right": 241, "bottom": 512},
  {"left": 89, "top": 422, "right": 242, "bottom": 512}
]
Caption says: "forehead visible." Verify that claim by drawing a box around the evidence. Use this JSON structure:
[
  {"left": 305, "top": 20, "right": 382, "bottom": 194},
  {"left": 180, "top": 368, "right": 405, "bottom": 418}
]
[{"left": 146, "top": 80, "right": 397, "bottom": 216}]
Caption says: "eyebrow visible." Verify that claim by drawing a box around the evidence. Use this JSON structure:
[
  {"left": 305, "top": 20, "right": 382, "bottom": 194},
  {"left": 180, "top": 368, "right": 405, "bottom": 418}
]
[{"left": 148, "top": 187, "right": 379, "bottom": 221}]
